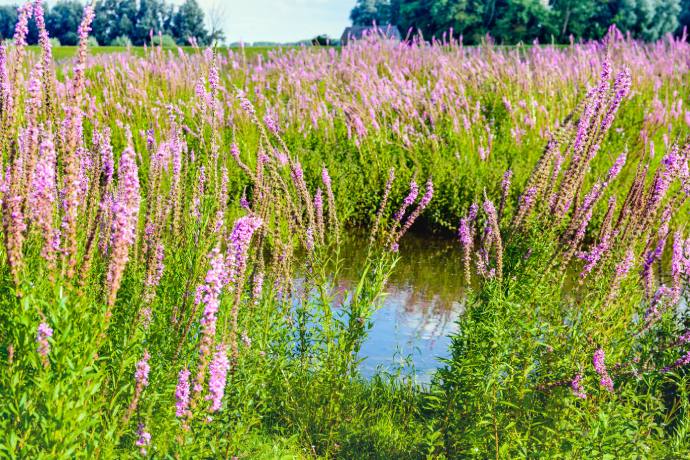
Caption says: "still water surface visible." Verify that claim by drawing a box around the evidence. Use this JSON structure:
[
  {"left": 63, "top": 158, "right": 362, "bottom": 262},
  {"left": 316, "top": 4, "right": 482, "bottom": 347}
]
[{"left": 338, "top": 233, "right": 468, "bottom": 383}]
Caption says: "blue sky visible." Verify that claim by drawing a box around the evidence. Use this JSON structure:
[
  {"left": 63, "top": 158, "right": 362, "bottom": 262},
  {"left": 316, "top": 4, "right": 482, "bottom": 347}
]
[
  {"left": 218, "top": 0, "right": 357, "bottom": 43},
  {"left": 0, "top": 0, "right": 358, "bottom": 44}
]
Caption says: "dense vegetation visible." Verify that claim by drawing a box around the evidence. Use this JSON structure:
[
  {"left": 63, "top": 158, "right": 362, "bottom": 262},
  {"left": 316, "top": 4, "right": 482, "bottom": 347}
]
[
  {"left": 0, "top": 0, "right": 218, "bottom": 46},
  {"left": 351, "top": 0, "right": 690, "bottom": 44},
  {"left": 2, "top": 0, "right": 690, "bottom": 458}
]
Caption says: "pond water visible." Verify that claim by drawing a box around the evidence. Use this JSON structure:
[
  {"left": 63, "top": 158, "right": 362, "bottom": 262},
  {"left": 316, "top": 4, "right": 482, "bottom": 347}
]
[{"left": 338, "top": 233, "right": 469, "bottom": 383}]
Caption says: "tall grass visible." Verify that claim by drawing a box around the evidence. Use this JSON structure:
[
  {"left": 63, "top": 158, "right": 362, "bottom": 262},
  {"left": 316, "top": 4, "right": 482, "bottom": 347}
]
[{"left": 1, "top": 1, "right": 690, "bottom": 458}]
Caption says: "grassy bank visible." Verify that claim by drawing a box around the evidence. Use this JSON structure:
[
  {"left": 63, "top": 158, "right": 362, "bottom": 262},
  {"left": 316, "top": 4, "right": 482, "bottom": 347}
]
[{"left": 1, "top": 6, "right": 690, "bottom": 458}]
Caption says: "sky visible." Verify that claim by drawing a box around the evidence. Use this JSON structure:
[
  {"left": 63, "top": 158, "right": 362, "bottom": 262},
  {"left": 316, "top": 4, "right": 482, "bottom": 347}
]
[{"left": 214, "top": 0, "right": 357, "bottom": 44}]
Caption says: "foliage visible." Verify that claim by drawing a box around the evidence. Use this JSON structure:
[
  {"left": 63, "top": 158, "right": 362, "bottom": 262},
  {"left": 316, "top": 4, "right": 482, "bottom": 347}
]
[
  {"left": 2, "top": 1, "right": 690, "bottom": 458},
  {"left": 0, "top": 0, "right": 212, "bottom": 47},
  {"left": 365, "top": 0, "right": 688, "bottom": 44},
  {"left": 351, "top": 0, "right": 393, "bottom": 26},
  {"left": 150, "top": 33, "right": 175, "bottom": 48},
  {"left": 171, "top": 0, "right": 208, "bottom": 46},
  {"left": 111, "top": 34, "right": 132, "bottom": 47}
]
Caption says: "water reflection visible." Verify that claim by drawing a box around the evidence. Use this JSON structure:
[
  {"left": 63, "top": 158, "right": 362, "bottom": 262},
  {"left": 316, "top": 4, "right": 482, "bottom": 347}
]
[{"left": 338, "top": 232, "right": 468, "bottom": 382}]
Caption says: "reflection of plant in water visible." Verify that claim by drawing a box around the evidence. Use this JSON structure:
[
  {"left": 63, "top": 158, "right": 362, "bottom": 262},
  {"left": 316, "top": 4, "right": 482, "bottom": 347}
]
[{"left": 329, "top": 232, "right": 471, "bottom": 361}]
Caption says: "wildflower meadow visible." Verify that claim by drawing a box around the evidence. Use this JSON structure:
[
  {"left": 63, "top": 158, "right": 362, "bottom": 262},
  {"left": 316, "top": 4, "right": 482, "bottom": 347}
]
[{"left": 2, "top": 1, "right": 690, "bottom": 458}]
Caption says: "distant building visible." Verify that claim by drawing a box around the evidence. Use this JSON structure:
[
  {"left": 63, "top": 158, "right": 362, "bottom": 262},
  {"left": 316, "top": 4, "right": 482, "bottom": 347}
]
[{"left": 340, "top": 25, "right": 401, "bottom": 46}]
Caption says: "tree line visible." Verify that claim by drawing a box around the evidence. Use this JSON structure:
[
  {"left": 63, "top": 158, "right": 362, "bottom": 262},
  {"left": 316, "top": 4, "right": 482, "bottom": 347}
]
[
  {"left": 0, "top": 0, "right": 223, "bottom": 46},
  {"left": 350, "top": 0, "right": 690, "bottom": 44}
]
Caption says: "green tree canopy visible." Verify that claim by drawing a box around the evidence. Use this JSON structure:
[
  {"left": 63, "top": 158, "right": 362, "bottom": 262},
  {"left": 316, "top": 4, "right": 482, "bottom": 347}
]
[
  {"left": 360, "top": 0, "right": 688, "bottom": 44},
  {"left": 350, "top": 0, "right": 393, "bottom": 26},
  {"left": 0, "top": 5, "right": 17, "bottom": 40},
  {"left": 46, "top": 0, "right": 84, "bottom": 46},
  {"left": 172, "top": 0, "right": 209, "bottom": 45},
  {"left": 0, "top": 0, "right": 216, "bottom": 47}
]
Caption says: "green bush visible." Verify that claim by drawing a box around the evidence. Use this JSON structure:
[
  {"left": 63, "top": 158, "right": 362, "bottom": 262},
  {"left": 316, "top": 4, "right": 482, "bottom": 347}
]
[
  {"left": 151, "top": 34, "right": 176, "bottom": 48},
  {"left": 111, "top": 35, "right": 132, "bottom": 47}
]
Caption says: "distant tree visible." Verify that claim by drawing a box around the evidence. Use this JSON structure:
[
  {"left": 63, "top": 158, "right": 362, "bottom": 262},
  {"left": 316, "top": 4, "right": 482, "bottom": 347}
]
[
  {"left": 151, "top": 33, "right": 176, "bottom": 47},
  {"left": 132, "top": 0, "right": 169, "bottom": 45},
  {"left": 550, "top": 0, "right": 606, "bottom": 41},
  {"left": 172, "top": 0, "right": 209, "bottom": 45},
  {"left": 397, "top": 0, "right": 492, "bottom": 44},
  {"left": 93, "top": 0, "right": 135, "bottom": 46},
  {"left": 350, "top": 0, "right": 392, "bottom": 26},
  {"left": 46, "top": 0, "right": 84, "bottom": 46},
  {"left": 0, "top": 5, "right": 18, "bottom": 41},
  {"left": 111, "top": 34, "right": 133, "bottom": 47},
  {"left": 312, "top": 34, "right": 334, "bottom": 46},
  {"left": 207, "top": 1, "right": 227, "bottom": 45},
  {"left": 679, "top": 0, "right": 690, "bottom": 34},
  {"left": 613, "top": 0, "right": 680, "bottom": 41},
  {"left": 492, "top": 0, "right": 553, "bottom": 43}
]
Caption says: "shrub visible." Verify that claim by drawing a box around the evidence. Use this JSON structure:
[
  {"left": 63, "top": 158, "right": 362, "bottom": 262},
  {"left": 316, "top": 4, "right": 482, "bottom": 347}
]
[
  {"left": 151, "top": 34, "right": 176, "bottom": 48},
  {"left": 111, "top": 35, "right": 132, "bottom": 47}
]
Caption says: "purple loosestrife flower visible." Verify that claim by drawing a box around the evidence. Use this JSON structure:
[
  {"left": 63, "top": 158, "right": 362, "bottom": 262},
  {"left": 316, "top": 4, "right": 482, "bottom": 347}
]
[
  {"left": 578, "top": 234, "right": 613, "bottom": 279},
  {"left": 458, "top": 217, "right": 472, "bottom": 247},
  {"left": 230, "top": 143, "right": 240, "bottom": 160},
  {"left": 33, "top": 0, "right": 52, "bottom": 70},
  {"left": 126, "top": 350, "right": 150, "bottom": 419},
  {"left": 106, "top": 145, "right": 140, "bottom": 310},
  {"left": 0, "top": 44, "right": 12, "bottom": 115},
  {"left": 175, "top": 368, "right": 191, "bottom": 418},
  {"left": 663, "top": 351, "right": 690, "bottom": 373},
  {"left": 241, "top": 331, "right": 252, "bottom": 348},
  {"left": 143, "top": 243, "right": 165, "bottom": 305},
  {"left": 207, "top": 344, "right": 230, "bottom": 412},
  {"left": 672, "top": 231, "right": 684, "bottom": 295},
  {"left": 237, "top": 89, "right": 255, "bottom": 116},
  {"left": 264, "top": 113, "right": 279, "bottom": 134},
  {"left": 643, "top": 285, "right": 675, "bottom": 328},
  {"left": 606, "top": 152, "right": 627, "bottom": 183},
  {"left": 13, "top": 3, "right": 31, "bottom": 48},
  {"left": 516, "top": 187, "right": 537, "bottom": 217},
  {"left": 306, "top": 227, "right": 315, "bottom": 252},
  {"left": 672, "top": 330, "right": 690, "bottom": 347},
  {"left": 394, "top": 178, "right": 434, "bottom": 249},
  {"left": 226, "top": 216, "right": 263, "bottom": 286},
  {"left": 482, "top": 198, "right": 503, "bottom": 281},
  {"left": 135, "top": 423, "right": 151, "bottom": 456},
  {"left": 599, "top": 69, "right": 632, "bottom": 134},
  {"left": 499, "top": 169, "right": 512, "bottom": 216},
  {"left": 501, "top": 169, "right": 513, "bottom": 194},
  {"left": 29, "top": 132, "right": 57, "bottom": 261},
  {"left": 240, "top": 190, "right": 250, "bottom": 210},
  {"left": 135, "top": 350, "right": 151, "bottom": 388},
  {"left": 371, "top": 168, "right": 395, "bottom": 245},
  {"left": 393, "top": 179, "right": 419, "bottom": 223},
  {"left": 592, "top": 348, "right": 614, "bottom": 392},
  {"left": 36, "top": 322, "right": 52, "bottom": 366},
  {"left": 616, "top": 249, "right": 635, "bottom": 278},
  {"left": 314, "top": 188, "right": 324, "bottom": 240},
  {"left": 98, "top": 129, "right": 114, "bottom": 186},
  {"left": 208, "top": 61, "right": 220, "bottom": 94},
  {"left": 226, "top": 216, "right": 262, "bottom": 363},
  {"left": 458, "top": 203, "right": 479, "bottom": 283},
  {"left": 468, "top": 203, "right": 479, "bottom": 221},
  {"left": 72, "top": 4, "right": 94, "bottom": 98},
  {"left": 195, "top": 247, "right": 227, "bottom": 392},
  {"left": 252, "top": 271, "right": 264, "bottom": 305},
  {"left": 321, "top": 167, "right": 331, "bottom": 189},
  {"left": 321, "top": 166, "right": 339, "bottom": 236},
  {"left": 571, "top": 373, "right": 586, "bottom": 399}
]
